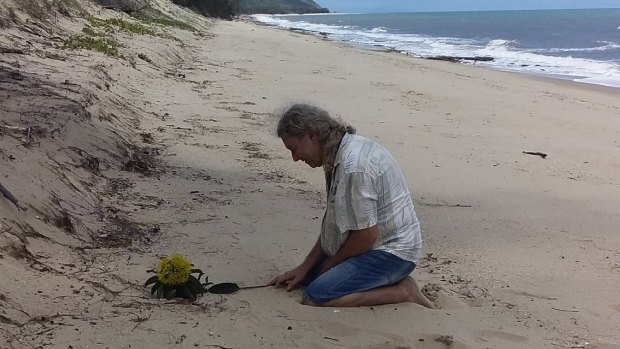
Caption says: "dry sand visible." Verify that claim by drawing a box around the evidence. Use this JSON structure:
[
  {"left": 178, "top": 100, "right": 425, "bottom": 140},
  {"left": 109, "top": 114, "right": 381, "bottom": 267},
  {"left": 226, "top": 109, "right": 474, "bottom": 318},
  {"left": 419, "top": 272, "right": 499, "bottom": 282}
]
[{"left": 1, "top": 3, "right": 619, "bottom": 348}]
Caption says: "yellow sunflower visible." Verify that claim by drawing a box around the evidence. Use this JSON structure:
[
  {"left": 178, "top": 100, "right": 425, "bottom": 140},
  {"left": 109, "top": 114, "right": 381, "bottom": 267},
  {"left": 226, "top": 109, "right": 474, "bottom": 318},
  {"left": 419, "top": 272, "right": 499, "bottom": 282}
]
[{"left": 156, "top": 254, "right": 192, "bottom": 285}]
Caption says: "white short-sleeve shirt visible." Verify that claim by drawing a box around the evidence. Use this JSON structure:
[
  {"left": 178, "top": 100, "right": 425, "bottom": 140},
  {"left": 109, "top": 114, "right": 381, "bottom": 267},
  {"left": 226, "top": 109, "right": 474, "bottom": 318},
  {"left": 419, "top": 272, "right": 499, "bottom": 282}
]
[{"left": 320, "top": 133, "right": 423, "bottom": 264}]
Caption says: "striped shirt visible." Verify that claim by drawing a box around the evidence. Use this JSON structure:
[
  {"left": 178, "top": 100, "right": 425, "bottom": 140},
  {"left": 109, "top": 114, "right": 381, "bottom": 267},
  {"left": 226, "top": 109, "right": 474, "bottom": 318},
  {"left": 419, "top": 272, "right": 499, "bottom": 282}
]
[{"left": 320, "top": 133, "right": 423, "bottom": 264}]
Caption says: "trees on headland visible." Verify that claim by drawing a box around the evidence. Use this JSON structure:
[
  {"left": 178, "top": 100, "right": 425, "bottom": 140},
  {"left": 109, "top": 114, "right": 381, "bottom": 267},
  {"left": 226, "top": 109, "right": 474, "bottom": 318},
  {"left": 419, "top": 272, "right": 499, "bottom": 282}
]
[
  {"left": 237, "top": 0, "right": 329, "bottom": 14},
  {"left": 172, "top": 0, "right": 240, "bottom": 20},
  {"left": 172, "top": 0, "right": 328, "bottom": 19}
]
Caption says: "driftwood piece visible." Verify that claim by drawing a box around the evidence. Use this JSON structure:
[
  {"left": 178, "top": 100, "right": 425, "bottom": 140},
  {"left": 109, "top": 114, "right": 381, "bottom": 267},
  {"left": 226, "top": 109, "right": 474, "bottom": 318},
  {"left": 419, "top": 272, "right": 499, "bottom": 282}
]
[
  {"left": 0, "top": 125, "right": 46, "bottom": 147},
  {"left": 0, "top": 47, "right": 25, "bottom": 54},
  {"left": 419, "top": 201, "right": 471, "bottom": 208},
  {"left": 1, "top": 125, "right": 29, "bottom": 133},
  {"left": 238, "top": 284, "right": 269, "bottom": 290},
  {"left": 289, "top": 27, "right": 310, "bottom": 34},
  {"left": 427, "top": 55, "right": 494, "bottom": 63},
  {"left": 523, "top": 151, "right": 548, "bottom": 159},
  {"left": 0, "top": 182, "right": 27, "bottom": 210}
]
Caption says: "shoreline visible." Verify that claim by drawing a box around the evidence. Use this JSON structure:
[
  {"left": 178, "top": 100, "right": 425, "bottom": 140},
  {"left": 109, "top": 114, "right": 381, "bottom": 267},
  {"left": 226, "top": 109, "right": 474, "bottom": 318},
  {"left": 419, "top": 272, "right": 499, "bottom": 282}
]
[
  {"left": 247, "top": 13, "right": 620, "bottom": 91},
  {"left": 2, "top": 6, "right": 620, "bottom": 349}
]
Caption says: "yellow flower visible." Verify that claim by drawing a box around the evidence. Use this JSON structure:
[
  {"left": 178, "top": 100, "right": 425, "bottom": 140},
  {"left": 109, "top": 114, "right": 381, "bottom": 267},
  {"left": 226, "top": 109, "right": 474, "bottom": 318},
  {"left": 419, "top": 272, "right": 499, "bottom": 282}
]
[{"left": 156, "top": 255, "right": 192, "bottom": 285}]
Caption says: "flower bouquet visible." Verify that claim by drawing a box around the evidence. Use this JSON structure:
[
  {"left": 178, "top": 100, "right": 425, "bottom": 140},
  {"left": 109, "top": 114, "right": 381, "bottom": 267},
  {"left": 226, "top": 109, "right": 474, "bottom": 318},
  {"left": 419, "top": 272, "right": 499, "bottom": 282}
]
[{"left": 145, "top": 255, "right": 239, "bottom": 301}]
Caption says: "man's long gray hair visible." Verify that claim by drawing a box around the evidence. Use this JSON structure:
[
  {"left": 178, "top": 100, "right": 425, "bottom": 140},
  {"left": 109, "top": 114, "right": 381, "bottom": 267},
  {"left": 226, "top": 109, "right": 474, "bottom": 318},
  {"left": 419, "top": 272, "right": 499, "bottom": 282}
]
[{"left": 277, "top": 104, "right": 355, "bottom": 189}]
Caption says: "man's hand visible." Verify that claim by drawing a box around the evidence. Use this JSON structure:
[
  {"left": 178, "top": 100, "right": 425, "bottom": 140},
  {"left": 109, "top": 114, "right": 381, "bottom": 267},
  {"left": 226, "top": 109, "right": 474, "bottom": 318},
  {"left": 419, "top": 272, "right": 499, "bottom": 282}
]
[
  {"left": 270, "top": 237, "right": 326, "bottom": 291},
  {"left": 269, "top": 264, "right": 311, "bottom": 291}
]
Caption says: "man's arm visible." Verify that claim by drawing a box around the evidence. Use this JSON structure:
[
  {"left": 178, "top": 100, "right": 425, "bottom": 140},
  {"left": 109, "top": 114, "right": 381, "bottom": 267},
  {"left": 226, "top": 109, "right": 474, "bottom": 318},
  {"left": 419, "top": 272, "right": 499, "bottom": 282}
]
[
  {"left": 320, "top": 225, "right": 379, "bottom": 273},
  {"left": 270, "top": 236, "right": 327, "bottom": 291},
  {"left": 300, "top": 236, "right": 328, "bottom": 272}
]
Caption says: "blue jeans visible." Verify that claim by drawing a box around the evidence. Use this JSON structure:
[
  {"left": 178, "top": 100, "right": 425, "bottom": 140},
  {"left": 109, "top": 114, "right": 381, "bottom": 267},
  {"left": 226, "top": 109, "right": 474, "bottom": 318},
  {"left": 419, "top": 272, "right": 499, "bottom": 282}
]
[{"left": 303, "top": 250, "right": 416, "bottom": 304}]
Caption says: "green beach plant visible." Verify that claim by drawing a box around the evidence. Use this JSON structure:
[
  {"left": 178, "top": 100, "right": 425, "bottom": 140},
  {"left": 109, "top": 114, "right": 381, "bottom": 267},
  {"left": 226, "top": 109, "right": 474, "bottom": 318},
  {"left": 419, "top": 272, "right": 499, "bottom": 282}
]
[
  {"left": 5, "top": 0, "right": 85, "bottom": 24},
  {"left": 145, "top": 255, "right": 239, "bottom": 301},
  {"left": 136, "top": 16, "right": 197, "bottom": 32},
  {"left": 63, "top": 34, "right": 121, "bottom": 57},
  {"left": 88, "top": 16, "right": 158, "bottom": 36},
  {"left": 81, "top": 25, "right": 98, "bottom": 36}
]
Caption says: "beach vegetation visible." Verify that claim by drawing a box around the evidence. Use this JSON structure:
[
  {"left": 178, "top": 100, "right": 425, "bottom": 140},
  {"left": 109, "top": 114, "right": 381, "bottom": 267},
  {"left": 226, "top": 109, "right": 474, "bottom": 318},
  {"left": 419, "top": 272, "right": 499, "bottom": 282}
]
[
  {"left": 237, "top": 0, "right": 328, "bottom": 14},
  {"left": 137, "top": 15, "right": 197, "bottom": 32},
  {"left": 63, "top": 34, "right": 121, "bottom": 57},
  {"left": 171, "top": 0, "right": 239, "bottom": 20},
  {"left": 81, "top": 25, "right": 98, "bottom": 36},
  {"left": 89, "top": 0, "right": 158, "bottom": 17},
  {"left": 88, "top": 16, "right": 158, "bottom": 36},
  {"left": 15, "top": 0, "right": 86, "bottom": 20},
  {"left": 145, "top": 255, "right": 239, "bottom": 301}
]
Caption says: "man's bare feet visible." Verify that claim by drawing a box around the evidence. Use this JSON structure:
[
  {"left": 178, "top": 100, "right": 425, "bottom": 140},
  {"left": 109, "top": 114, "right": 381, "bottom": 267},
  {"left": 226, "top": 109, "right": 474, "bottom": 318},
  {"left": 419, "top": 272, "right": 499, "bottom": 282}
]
[{"left": 400, "top": 277, "right": 436, "bottom": 308}]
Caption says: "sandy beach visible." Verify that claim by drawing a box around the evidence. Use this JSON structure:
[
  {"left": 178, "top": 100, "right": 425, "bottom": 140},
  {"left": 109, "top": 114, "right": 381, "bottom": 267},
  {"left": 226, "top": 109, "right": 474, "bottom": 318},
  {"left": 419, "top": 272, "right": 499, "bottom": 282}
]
[{"left": 1, "top": 3, "right": 619, "bottom": 348}]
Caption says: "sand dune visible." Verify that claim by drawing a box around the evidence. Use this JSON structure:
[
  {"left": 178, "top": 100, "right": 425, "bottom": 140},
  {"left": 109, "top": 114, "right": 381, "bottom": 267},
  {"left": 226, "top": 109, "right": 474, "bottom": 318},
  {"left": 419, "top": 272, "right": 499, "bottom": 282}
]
[{"left": 1, "top": 2, "right": 619, "bottom": 348}]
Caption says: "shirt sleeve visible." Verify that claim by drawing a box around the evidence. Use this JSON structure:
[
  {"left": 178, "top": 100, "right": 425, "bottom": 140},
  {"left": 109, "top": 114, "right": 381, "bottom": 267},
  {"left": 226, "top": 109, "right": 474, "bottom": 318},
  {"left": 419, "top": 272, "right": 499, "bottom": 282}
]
[{"left": 333, "top": 171, "right": 378, "bottom": 232}]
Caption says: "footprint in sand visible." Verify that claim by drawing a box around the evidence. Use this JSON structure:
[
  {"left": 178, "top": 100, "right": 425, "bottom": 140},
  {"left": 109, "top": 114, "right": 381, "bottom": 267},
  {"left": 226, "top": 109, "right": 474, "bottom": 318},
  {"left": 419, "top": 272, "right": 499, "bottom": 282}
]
[
  {"left": 422, "top": 283, "right": 468, "bottom": 309},
  {"left": 423, "top": 334, "right": 467, "bottom": 349},
  {"left": 475, "top": 329, "right": 528, "bottom": 344},
  {"left": 370, "top": 334, "right": 466, "bottom": 349}
]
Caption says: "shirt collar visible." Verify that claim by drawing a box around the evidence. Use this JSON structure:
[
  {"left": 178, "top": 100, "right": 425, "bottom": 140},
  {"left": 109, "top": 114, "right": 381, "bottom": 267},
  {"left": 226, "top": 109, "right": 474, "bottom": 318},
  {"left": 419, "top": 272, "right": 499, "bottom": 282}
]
[{"left": 333, "top": 132, "right": 353, "bottom": 167}]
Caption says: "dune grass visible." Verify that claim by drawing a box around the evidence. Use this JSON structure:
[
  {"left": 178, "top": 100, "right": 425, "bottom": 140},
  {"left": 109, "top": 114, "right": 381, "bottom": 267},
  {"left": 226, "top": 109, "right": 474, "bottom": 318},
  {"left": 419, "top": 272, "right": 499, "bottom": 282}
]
[
  {"left": 63, "top": 13, "right": 198, "bottom": 58},
  {"left": 19, "top": 0, "right": 86, "bottom": 20},
  {"left": 63, "top": 34, "right": 121, "bottom": 57},
  {"left": 137, "top": 16, "right": 197, "bottom": 32},
  {"left": 88, "top": 16, "right": 158, "bottom": 36}
]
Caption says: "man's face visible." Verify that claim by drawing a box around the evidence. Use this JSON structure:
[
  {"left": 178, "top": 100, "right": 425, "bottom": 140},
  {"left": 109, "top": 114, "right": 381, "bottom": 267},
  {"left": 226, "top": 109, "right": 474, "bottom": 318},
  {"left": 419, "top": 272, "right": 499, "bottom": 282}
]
[{"left": 281, "top": 131, "right": 323, "bottom": 168}]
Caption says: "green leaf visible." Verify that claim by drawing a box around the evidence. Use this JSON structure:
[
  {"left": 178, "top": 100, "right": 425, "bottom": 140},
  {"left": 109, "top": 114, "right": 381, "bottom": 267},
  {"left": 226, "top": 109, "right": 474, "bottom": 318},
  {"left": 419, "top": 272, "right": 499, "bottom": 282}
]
[
  {"left": 188, "top": 289, "right": 197, "bottom": 301},
  {"left": 151, "top": 282, "right": 161, "bottom": 296},
  {"left": 185, "top": 279, "right": 200, "bottom": 295},
  {"left": 207, "top": 283, "right": 240, "bottom": 294},
  {"left": 163, "top": 287, "right": 175, "bottom": 300},
  {"left": 189, "top": 275, "right": 204, "bottom": 289},
  {"left": 177, "top": 284, "right": 196, "bottom": 301},
  {"left": 183, "top": 280, "right": 195, "bottom": 293},
  {"left": 156, "top": 284, "right": 168, "bottom": 299},
  {"left": 188, "top": 275, "right": 205, "bottom": 294},
  {"left": 144, "top": 275, "right": 158, "bottom": 287},
  {"left": 174, "top": 284, "right": 185, "bottom": 297},
  {"left": 194, "top": 270, "right": 205, "bottom": 283}
]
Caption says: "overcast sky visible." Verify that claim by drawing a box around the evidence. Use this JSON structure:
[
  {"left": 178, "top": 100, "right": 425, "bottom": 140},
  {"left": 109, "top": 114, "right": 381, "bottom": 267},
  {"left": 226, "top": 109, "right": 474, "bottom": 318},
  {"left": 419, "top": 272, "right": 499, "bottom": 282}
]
[{"left": 316, "top": 0, "right": 620, "bottom": 13}]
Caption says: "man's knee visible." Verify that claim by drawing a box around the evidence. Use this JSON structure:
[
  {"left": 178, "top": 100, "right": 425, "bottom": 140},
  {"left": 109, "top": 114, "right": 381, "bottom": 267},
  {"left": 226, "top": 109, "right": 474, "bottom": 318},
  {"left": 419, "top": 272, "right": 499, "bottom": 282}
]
[
  {"left": 302, "top": 288, "right": 323, "bottom": 306},
  {"left": 301, "top": 294, "right": 320, "bottom": 306}
]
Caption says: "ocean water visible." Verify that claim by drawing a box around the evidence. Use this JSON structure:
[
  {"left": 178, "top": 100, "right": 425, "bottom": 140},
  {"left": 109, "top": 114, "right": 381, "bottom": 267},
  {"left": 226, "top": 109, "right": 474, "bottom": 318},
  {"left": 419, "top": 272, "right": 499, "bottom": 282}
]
[{"left": 252, "top": 9, "right": 620, "bottom": 88}]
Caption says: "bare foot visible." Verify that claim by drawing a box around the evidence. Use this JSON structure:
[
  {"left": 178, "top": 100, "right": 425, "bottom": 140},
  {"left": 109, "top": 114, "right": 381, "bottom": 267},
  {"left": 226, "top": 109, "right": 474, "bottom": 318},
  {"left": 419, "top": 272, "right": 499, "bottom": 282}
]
[{"left": 400, "top": 277, "right": 436, "bottom": 309}]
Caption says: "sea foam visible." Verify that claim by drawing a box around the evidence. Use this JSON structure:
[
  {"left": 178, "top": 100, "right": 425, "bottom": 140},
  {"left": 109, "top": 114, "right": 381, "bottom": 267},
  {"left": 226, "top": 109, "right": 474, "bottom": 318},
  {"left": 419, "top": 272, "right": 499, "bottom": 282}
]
[{"left": 252, "top": 13, "right": 620, "bottom": 88}]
